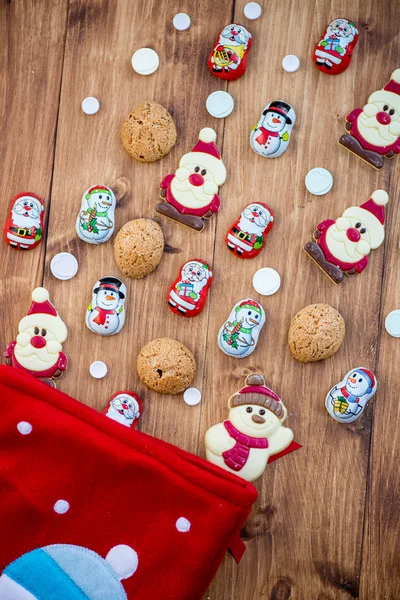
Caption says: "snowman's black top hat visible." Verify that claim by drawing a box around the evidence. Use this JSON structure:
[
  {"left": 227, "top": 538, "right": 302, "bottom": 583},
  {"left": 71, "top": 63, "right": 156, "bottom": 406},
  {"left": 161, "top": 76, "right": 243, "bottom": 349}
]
[
  {"left": 263, "top": 101, "right": 292, "bottom": 125},
  {"left": 94, "top": 276, "right": 125, "bottom": 299}
]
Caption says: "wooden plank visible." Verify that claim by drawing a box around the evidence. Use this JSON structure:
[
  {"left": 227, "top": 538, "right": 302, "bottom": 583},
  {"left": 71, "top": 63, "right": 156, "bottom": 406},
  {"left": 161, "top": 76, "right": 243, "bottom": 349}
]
[
  {"left": 202, "top": 0, "right": 399, "bottom": 598},
  {"left": 43, "top": 0, "right": 232, "bottom": 456},
  {"left": 359, "top": 2, "right": 400, "bottom": 595},
  {"left": 0, "top": 0, "right": 67, "bottom": 356}
]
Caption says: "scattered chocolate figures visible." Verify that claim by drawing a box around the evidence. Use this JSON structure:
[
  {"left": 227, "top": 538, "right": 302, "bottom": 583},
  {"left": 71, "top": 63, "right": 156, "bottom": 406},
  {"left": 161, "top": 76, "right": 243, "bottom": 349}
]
[
  {"left": 103, "top": 391, "right": 142, "bottom": 428},
  {"left": 339, "top": 69, "right": 400, "bottom": 169},
  {"left": 304, "top": 190, "right": 388, "bottom": 284},
  {"left": 86, "top": 277, "right": 127, "bottom": 336},
  {"left": 225, "top": 202, "right": 274, "bottom": 258},
  {"left": 205, "top": 373, "right": 300, "bottom": 482},
  {"left": 157, "top": 128, "right": 226, "bottom": 231},
  {"left": 208, "top": 23, "right": 252, "bottom": 81},
  {"left": 250, "top": 101, "right": 296, "bottom": 158},
  {"left": 313, "top": 18, "right": 358, "bottom": 75},
  {"left": 218, "top": 299, "right": 265, "bottom": 358},
  {"left": 3, "top": 193, "right": 44, "bottom": 250},
  {"left": 4, "top": 288, "right": 67, "bottom": 382},
  {"left": 325, "top": 367, "right": 377, "bottom": 423},
  {"left": 167, "top": 259, "right": 212, "bottom": 317},
  {"left": 76, "top": 185, "right": 116, "bottom": 244}
]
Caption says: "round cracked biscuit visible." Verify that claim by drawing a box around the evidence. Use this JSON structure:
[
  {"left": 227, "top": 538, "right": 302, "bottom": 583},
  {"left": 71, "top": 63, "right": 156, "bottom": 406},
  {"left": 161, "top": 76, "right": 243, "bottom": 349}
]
[
  {"left": 114, "top": 218, "right": 164, "bottom": 279},
  {"left": 137, "top": 338, "right": 196, "bottom": 394},
  {"left": 288, "top": 303, "right": 345, "bottom": 363},
  {"left": 121, "top": 101, "right": 176, "bottom": 162}
]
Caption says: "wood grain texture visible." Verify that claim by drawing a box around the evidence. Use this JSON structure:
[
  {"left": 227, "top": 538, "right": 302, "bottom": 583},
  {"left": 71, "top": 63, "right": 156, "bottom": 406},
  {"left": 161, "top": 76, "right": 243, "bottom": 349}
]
[{"left": 1, "top": 0, "right": 400, "bottom": 598}]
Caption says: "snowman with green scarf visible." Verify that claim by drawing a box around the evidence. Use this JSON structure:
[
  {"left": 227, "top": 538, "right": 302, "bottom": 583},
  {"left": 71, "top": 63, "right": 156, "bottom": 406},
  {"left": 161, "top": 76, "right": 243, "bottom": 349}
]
[
  {"left": 218, "top": 299, "right": 266, "bottom": 358},
  {"left": 76, "top": 185, "right": 116, "bottom": 245}
]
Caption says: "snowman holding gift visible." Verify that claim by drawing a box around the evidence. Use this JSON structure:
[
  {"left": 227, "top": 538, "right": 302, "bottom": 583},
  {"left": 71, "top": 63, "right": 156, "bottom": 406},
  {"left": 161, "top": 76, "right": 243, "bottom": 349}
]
[
  {"left": 326, "top": 367, "right": 378, "bottom": 423},
  {"left": 76, "top": 185, "right": 116, "bottom": 244}
]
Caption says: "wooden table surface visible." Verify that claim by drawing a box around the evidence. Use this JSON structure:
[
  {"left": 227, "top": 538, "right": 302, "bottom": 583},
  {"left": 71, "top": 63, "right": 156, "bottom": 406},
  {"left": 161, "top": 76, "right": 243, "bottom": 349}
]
[{"left": 1, "top": 0, "right": 400, "bottom": 598}]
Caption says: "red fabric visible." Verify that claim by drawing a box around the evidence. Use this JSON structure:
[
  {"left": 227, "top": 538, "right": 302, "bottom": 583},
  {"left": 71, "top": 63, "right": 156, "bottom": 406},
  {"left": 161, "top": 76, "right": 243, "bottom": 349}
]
[
  {"left": 93, "top": 307, "right": 114, "bottom": 325},
  {"left": 0, "top": 366, "right": 257, "bottom": 599}
]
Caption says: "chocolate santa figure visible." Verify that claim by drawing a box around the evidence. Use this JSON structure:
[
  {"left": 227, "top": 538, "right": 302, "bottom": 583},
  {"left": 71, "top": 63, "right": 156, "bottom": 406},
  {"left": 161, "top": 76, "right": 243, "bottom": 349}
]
[
  {"left": 313, "top": 18, "right": 358, "bottom": 75},
  {"left": 3, "top": 192, "right": 44, "bottom": 250},
  {"left": 208, "top": 23, "right": 252, "bottom": 81},
  {"left": 104, "top": 391, "right": 142, "bottom": 429},
  {"left": 205, "top": 374, "right": 300, "bottom": 482},
  {"left": 156, "top": 128, "right": 227, "bottom": 232},
  {"left": 167, "top": 259, "right": 212, "bottom": 317},
  {"left": 304, "top": 190, "right": 388, "bottom": 284},
  {"left": 4, "top": 287, "right": 67, "bottom": 381},
  {"left": 226, "top": 202, "right": 274, "bottom": 258},
  {"left": 339, "top": 69, "right": 400, "bottom": 169}
]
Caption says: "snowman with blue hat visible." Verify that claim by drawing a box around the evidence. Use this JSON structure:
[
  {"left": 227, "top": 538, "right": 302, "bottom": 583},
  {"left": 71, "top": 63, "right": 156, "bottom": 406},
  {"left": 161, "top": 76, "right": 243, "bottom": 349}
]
[
  {"left": 0, "top": 543, "right": 138, "bottom": 599},
  {"left": 325, "top": 367, "right": 378, "bottom": 423}
]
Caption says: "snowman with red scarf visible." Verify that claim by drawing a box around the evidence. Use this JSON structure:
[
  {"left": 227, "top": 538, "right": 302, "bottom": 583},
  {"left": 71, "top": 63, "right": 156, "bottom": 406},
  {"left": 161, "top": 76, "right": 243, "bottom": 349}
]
[
  {"left": 326, "top": 367, "right": 377, "bottom": 423},
  {"left": 250, "top": 101, "right": 296, "bottom": 158},
  {"left": 205, "top": 374, "right": 295, "bottom": 482}
]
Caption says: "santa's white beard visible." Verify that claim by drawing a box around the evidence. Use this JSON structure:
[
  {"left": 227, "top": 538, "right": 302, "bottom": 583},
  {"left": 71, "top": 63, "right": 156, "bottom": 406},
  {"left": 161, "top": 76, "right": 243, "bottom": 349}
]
[
  {"left": 358, "top": 105, "right": 400, "bottom": 145},
  {"left": 237, "top": 214, "right": 266, "bottom": 234},
  {"left": 326, "top": 225, "right": 370, "bottom": 263},
  {"left": 171, "top": 174, "right": 216, "bottom": 209},
  {"left": 15, "top": 334, "right": 61, "bottom": 370},
  {"left": 11, "top": 211, "right": 40, "bottom": 228}
]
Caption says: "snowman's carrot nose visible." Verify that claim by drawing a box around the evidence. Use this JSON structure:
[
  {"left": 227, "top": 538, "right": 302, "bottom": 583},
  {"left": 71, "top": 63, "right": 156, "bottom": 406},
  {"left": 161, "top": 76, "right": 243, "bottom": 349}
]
[
  {"left": 349, "top": 377, "right": 357, "bottom": 383},
  {"left": 102, "top": 201, "right": 112, "bottom": 206}
]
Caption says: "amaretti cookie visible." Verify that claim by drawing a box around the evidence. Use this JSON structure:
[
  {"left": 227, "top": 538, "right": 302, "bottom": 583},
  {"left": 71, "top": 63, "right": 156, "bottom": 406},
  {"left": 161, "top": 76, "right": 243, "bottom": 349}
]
[
  {"left": 114, "top": 218, "right": 164, "bottom": 279},
  {"left": 137, "top": 338, "right": 196, "bottom": 394},
  {"left": 121, "top": 101, "right": 176, "bottom": 162},
  {"left": 288, "top": 303, "right": 345, "bottom": 363}
]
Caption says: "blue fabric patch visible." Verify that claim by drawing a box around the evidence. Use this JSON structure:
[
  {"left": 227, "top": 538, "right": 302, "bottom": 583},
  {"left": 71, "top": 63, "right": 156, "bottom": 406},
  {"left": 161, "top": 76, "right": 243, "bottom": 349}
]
[
  {"left": 4, "top": 548, "right": 88, "bottom": 600},
  {"left": 44, "top": 545, "right": 125, "bottom": 600}
]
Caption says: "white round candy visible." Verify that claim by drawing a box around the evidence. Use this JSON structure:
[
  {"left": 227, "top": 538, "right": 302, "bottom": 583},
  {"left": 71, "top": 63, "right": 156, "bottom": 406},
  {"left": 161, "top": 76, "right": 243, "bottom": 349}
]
[
  {"left": 54, "top": 499, "right": 70, "bottom": 514},
  {"left": 244, "top": 2, "right": 262, "bottom": 20},
  {"left": 206, "top": 91, "right": 234, "bottom": 119},
  {"left": 50, "top": 252, "right": 78, "bottom": 281},
  {"left": 82, "top": 97, "right": 100, "bottom": 115},
  {"left": 17, "top": 421, "right": 32, "bottom": 435},
  {"left": 131, "top": 48, "right": 159, "bottom": 75},
  {"left": 282, "top": 54, "right": 300, "bottom": 73},
  {"left": 305, "top": 168, "right": 333, "bottom": 196},
  {"left": 385, "top": 310, "right": 400, "bottom": 338},
  {"left": 90, "top": 361, "right": 108, "bottom": 379},
  {"left": 183, "top": 388, "right": 201, "bottom": 406},
  {"left": 173, "top": 13, "right": 191, "bottom": 31},
  {"left": 253, "top": 268, "right": 281, "bottom": 296},
  {"left": 176, "top": 517, "right": 191, "bottom": 532}
]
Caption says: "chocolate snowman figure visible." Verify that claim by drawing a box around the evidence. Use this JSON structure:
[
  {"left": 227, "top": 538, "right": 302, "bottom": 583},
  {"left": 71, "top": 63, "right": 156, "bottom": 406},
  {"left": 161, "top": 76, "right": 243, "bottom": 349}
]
[
  {"left": 250, "top": 101, "right": 296, "bottom": 158},
  {"left": 86, "top": 277, "right": 127, "bottom": 336},
  {"left": 205, "top": 374, "right": 296, "bottom": 482}
]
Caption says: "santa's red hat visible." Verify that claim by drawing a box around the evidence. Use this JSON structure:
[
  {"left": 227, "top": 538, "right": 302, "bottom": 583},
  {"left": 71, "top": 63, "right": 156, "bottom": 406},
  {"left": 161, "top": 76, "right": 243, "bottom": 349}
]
[
  {"left": 28, "top": 288, "right": 58, "bottom": 316},
  {"left": 369, "top": 69, "right": 400, "bottom": 113},
  {"left": 343, "top": 190, "right": 389, "bottom": 249},
  {"left": 179, "top": 128, "right": 227, "bottom": 186},
  {"left": 228, "top": 374, "right": 286, "bottom": 420}
]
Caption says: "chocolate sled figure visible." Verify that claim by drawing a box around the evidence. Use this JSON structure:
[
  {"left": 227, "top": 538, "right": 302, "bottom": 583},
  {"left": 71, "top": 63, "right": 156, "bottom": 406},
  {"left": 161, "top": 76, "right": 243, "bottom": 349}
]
[
  {"left": 304, "top": 190, "right": 388, "bottom": 284},
  {"left": 156, "top": 128, "right": 227, "bottom": 232},
  {"left": 339, "top": 69, "right": 400, "bottom": 169}
]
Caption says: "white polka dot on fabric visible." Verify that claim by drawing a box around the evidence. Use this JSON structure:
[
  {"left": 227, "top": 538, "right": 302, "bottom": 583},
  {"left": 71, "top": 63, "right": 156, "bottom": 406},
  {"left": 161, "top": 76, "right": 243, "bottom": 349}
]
[
  {"left": 53, "top": 500, "right": 70, "bottom": 514},
  {"left": 176, "top": 517, "right": 191, "bottom": 533},
  {"left": 17, "top": 421, "right": 32, "bottom": 435}
]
